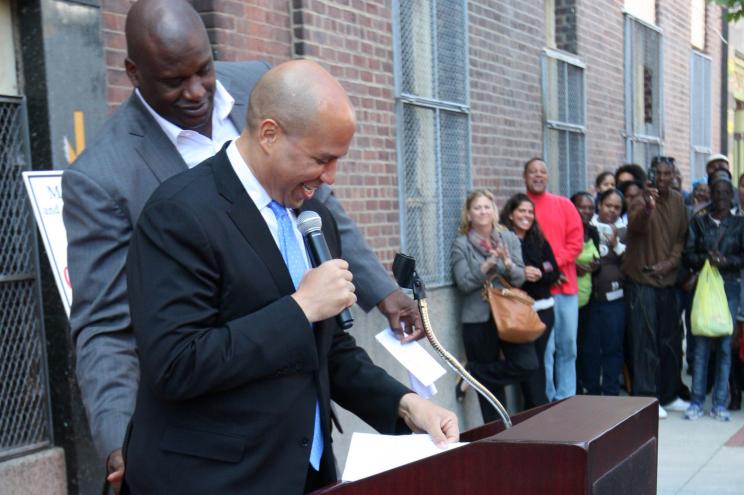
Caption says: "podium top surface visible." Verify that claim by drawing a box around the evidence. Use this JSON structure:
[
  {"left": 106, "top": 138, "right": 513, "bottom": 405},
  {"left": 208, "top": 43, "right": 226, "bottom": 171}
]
[{"left": 487, "top": 395, "right": 656, "bottom": 445}]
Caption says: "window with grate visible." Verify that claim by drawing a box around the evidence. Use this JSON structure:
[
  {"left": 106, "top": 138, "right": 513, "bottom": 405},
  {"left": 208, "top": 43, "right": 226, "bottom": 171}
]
[
  {"left": 734, "top": 100, "right": 744, "bottom": 181},
  {"left": 541, "top": 49, "right": 586, "bottom": 196},
  {"left": 393, "top": 0, "right": 470, "bottom": 286},
  {"left": 0, "top": 96, "right": 52, "bottom": 461},
  {"left": 624, "top": 15, "right": 663, "bottom": 169},
  {"left": 690, "top": 50, "right": 712, "bottom": 179}
]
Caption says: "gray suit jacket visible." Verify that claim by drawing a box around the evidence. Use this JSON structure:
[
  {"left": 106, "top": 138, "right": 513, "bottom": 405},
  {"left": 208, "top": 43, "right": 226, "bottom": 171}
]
[
  {"left": 450, "top": 230, "right": 525, "bottom": 324},
  {"left": 62, "top": 61, "right": 396, "bottom": 460}
]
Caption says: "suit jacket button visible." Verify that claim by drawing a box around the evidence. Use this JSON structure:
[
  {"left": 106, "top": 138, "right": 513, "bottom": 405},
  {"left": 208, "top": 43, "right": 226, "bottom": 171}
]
[{"left": 301, "top": 437, "right": 309, "bottom": 448}]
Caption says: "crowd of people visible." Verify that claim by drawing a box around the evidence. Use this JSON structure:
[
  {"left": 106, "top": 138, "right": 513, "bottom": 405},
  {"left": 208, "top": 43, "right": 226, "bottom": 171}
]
[{"left": 452, "top": 155, "right": 744, "bottom": 424}]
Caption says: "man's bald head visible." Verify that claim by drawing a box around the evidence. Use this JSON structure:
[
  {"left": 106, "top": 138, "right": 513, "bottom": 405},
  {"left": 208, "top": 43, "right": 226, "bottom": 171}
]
[
  {"left": 247, "top": 60, "right": 355, "bottom": 138},
  {"left": 126, "top": 0, "right": 207, "bottom": 63},
  {"left": 240, "top": 60, "right": 355, "bottom": 208},
  {"left": 124, "top": 0, "right": 216, "bottom": 135}
]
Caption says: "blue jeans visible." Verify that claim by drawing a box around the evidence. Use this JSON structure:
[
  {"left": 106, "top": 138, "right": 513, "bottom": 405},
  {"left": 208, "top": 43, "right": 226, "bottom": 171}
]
[
  {"left": 583, "top": 299, "right": 625, "bottom": 395},
  {"left": 691, "top": 280, "right": 740, "bottom": 408},
  {"left": 545, "top": 294, "right": 578, "bottom": 401}
]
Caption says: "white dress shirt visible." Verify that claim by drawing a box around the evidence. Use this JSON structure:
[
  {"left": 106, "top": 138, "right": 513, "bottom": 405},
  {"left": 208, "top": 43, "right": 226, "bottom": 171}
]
[
  {"left": 225, "top": 140, "right": 311, "bottom": 269},
  {"left": 136, "top": 80, "right": 240, "bottom": 168}
]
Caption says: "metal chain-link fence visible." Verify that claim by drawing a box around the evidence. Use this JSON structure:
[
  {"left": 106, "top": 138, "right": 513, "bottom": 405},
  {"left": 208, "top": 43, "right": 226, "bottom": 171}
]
[
  {"left": 0, "top": 96, "right": 52, "bottom": 461},
  {"left": 542, "top": 51, "right": 586, "bottom": 196},
  {"left": 396, "top": 0, "right": 470, "bottom": 286}
]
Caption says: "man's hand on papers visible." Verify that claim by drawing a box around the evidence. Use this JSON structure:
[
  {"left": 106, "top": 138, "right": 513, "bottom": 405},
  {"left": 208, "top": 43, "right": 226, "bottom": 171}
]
[{"left": 397, "top": 393, "right": 459, "bottom": 448}]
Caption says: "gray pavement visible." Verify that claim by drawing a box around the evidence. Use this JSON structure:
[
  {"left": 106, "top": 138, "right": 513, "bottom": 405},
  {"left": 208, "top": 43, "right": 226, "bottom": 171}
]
[{"left": 658, "top": 400, "right": 744, "bottom": 494}]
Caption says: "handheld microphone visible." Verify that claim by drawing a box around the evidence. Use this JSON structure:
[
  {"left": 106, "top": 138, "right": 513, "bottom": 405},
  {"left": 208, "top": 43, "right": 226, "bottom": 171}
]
[{"left": 297, "top": 210, "right": 354, "bottom": 329}]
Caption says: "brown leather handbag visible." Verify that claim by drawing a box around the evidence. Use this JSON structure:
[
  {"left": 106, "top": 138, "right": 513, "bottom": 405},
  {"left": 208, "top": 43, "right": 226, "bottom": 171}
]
[{"left": 483, "top": 273, "right": 546, "bottom": 343}]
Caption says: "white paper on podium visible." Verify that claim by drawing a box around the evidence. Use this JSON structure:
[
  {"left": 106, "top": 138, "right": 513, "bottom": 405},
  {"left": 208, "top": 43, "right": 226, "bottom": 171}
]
[
  {"left": 341, "top": 433, "right": 467, "bottom": 482},
  {"left": 375, "top": 328, "right": 446, "bottom": 398}
]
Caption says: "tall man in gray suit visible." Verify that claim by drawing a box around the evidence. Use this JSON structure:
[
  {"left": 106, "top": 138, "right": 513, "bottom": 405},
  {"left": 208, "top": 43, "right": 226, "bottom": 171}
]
[{"left": 61, "top": 0, "right": 421, "bottom": 489}]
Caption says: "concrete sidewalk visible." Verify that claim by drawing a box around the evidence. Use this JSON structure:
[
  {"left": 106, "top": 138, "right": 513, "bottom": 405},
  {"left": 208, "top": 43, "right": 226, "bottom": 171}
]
[{"left": 658, "top": 403, "right": 744, "bottom": 494}]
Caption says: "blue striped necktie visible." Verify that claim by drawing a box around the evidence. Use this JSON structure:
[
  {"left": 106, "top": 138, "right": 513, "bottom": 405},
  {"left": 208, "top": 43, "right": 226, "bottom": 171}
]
[{"left": 268, "top": 200, "right": 323, "bottom": 470}]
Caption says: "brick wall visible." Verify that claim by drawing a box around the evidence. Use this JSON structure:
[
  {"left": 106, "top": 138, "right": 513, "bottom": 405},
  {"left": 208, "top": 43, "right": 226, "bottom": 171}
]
[
  {"left": 706, "top": 5, "right": 723, "bottom": 159},
  {"left": 555, "top": 0, "right": 577, "bottom": 54},
  {"left": 658, "top": 0, "right": 692, "bottom": 179},
  {"left": 468, "top": 0, "right": 545, "bottom": 205},
  {"left": 576, "top": 0, "right": 626, "bottom": 185},
  {"left": 198, "top": 0, "right": 290, "bottom": 65},
  {"left": 291, "top": 0, "right": 399, "bottom": 265},
  {"left": 101, "top": 0, "right": 135, "bottom": 112}
]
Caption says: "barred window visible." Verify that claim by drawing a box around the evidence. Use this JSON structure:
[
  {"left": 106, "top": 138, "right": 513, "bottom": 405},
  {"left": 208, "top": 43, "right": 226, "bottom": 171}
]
[
  {"left": 690, "top": 50, "right": 712, "bottom": 178},
  {"left": 624, "top": 15, "right": 663, "bottom": 168},
  {"left": 0, "top": 96, "right": 52, "bottom": 461},
  {"left": 734, "top": 100, "right": 744, "bottom": 181},
  {"left": 393, "top": 0, "right": 470, "bottom": 286},
  {"left": 541, "top": 49, "right": 586, "bottom": 196}
]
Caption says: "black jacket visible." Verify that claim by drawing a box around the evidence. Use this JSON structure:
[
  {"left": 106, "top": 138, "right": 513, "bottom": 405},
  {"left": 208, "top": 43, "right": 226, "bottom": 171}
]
[
  {"left": 519, "top": 232, "right": 560, "bottom": 301},
  {"left": 122, "top": 148, "right": 409, "bottom": 494},
  {"left": 683, "top": 213, "right": 744, "bottom": 283}
]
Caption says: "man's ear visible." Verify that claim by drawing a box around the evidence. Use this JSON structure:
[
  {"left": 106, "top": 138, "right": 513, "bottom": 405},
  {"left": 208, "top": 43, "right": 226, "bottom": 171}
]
[
  {"left": 257, "top": 119, "right": 280, "bottom": 152},
  {"left": 124, "top": 58, "right": 139, "bottom": 88}
]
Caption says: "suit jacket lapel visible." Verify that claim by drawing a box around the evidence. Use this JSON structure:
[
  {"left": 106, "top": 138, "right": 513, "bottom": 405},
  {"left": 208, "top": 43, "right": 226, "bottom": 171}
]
[
  {"left": 126, "top": 95, "right": 188, "bottom": 182},
  {"left": 211, "top": 147, "right": 295, "bottom": 295}
]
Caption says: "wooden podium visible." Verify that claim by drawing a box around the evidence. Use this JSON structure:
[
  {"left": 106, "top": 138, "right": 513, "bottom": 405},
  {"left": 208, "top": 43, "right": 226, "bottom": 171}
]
[{"left": 313, "top": 396, "right": 658, "bottom": 495}]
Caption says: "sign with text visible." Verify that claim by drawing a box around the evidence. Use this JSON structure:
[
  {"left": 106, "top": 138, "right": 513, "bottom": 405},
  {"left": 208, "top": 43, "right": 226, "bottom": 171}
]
[{"left": 22, "top": 171, "right": 71, "bottom": 317}]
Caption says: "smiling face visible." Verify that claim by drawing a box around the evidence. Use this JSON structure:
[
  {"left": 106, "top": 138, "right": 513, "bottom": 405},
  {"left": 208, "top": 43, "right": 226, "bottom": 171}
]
[
  {"left": 509, "top": 200, "right": 535, "bottom": 236},
  {"left": 598, "top": 192, "right": 622, "bottom": 225},
  {"left": 524, "top": 160, "right": 549, "bottom": 194},
  {"left": 467, "top": 194, "right": 497, "bottom": 232},
  {"left": 266, "top": 116, "right": 355, "bottom": 208},
  {"left": 127, "top": 30, "right": 216, "bottom": 135},
  {"left": 574, "top": 195, "right": 594, "bottom": 224}
]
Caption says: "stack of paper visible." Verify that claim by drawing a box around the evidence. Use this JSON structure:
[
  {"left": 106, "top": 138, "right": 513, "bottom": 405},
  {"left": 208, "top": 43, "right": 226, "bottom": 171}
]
[{"left": 341, "top": 433, "right": 467, "bottom": 482}]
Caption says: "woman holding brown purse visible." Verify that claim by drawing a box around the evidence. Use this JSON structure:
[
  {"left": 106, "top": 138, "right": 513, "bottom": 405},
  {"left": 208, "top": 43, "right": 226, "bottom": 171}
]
[
  {"left": 500, "top": 193, "right": 560, "bottom": 408},
  {"left": 451, "top": 190, "right": 529, "bottom": 423}
]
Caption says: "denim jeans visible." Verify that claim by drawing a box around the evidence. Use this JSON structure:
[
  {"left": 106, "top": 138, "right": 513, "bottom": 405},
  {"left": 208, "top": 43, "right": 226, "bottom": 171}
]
[
  {"left": 544, "top": 294, "right": 578, "bottom": 401},
  {"left": 691, "top": 280, "right": 740, "bottom": 408},
  {"left": 583, "top": 299, "right": 626, "bottom": 395},
  {"left": 521, "top": 307, "right": 554, "bottom": 409}
]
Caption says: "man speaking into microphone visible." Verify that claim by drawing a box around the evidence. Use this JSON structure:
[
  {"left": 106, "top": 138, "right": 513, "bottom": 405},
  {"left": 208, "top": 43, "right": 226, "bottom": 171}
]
[{"left": 122, "top": 59, "right": 458, "bottom": 494}]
